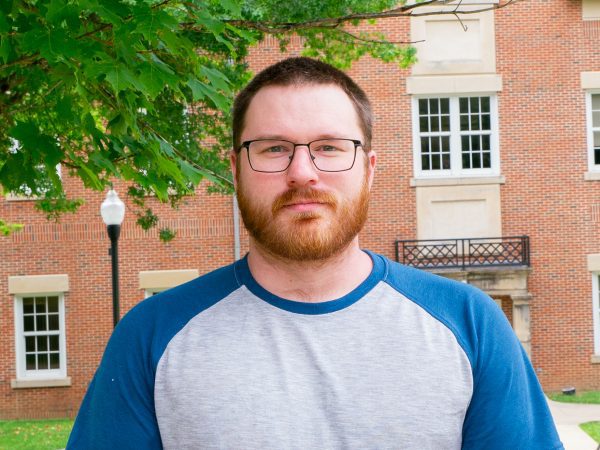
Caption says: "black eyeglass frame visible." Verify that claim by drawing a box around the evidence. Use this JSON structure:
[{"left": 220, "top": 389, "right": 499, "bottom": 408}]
[{"left": 238, "top": 138, "right": 364, "bottom": 173}]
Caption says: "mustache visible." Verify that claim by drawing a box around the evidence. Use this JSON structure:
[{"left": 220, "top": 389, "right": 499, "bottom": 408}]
[{"left": 271, "top": 189, "right": 337, "bottom": 215}]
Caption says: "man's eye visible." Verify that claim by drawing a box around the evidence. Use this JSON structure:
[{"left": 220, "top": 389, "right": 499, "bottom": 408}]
[
  {"left": 314, "top": 145, "right": 340, "bottom": 153},
  {"left": 264, "top": 145, "right": 286, "bottom": 153}
]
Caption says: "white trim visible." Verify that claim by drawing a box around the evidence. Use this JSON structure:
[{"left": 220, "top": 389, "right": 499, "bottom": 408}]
[
  {"left": 410, "top": 175, "right": 505, "bottom": 187},
  {"left": 412, "top": 94, "right": 500, "bottom": 179},
  {"left": 593, "top": 273, "right": 600, "bottom": 355},
  {"left": 406, "top": 74, "right": 503, "bottom": 95},
  {"left": 585, "top": 91, "right": 600, "bottom": 173},
  {"left": 13, "top": 293, "right": 68, "bottom": 382}
]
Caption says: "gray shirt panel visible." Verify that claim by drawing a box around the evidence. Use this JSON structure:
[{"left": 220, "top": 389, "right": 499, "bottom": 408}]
[{"left": 154, "top": 282, "right": 473, "bottom": 449}]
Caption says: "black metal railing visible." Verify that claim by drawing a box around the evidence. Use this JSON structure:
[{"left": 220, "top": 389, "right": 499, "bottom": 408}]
[{"left": 396, "top": 236, "right": 530, "bottom": 270}]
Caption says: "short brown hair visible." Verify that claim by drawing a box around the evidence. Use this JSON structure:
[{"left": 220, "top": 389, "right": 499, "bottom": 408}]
[{"left": 232, "top": 57, "right": 372, "bottom": 151}]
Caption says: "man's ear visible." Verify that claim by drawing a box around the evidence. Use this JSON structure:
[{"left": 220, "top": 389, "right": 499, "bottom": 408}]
[
  {"left": 366, "top": 150, "right": 376, "bottom": 189},
  {"left": 230, "top": 151, "right": 238, "bottom": 190}
]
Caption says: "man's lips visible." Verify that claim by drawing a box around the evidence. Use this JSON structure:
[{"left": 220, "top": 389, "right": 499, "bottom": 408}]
[
  {"left": 282, "top": 201, "right": 326, "bottom": 212},
  {"left": 272, "top": 190, "right": 337, "bottom": 215}
]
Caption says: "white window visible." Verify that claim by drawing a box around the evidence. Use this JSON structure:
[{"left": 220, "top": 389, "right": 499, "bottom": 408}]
[
  {"left": 14, "top": 294, "right": 67, "bottom": 381},
  {"left": 586, "top": 92, "right": 600, "bottom": 172},
  {"left": 593, "top": 274, "right": 600, "bottom": 355},
  {"left": 412, "top": 95, "right": 500, "bottom": 178}
]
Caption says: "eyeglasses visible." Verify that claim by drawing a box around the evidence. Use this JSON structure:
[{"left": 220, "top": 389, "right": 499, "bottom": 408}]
[{"left": 239, "top": 138, "right": 363, "bottom": 173}]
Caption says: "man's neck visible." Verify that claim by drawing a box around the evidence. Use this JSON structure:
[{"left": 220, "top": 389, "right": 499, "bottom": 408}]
[{"left": 246, "top": 239, "right": 373, "bottom": 303}]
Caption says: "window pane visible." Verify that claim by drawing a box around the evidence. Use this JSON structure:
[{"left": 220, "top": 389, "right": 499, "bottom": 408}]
[
  {"left": 419, "top": 116, "right": 429, "bottom": 133},
  {"left": 430, "top": 99, "right": 439, "bottom": 114},
  {"left": 592, "top": 111, "right": 600, "bottom": 127},
  {"left": 471, "top": 136, "right": 481, "bottom": 151},
  {"left": 442, "top": 154, "right": 451, "bottom": 170},
  {"left": 462, "top": 153, "right": 470, "bottom": 169},
  {"left": 24, "top": 315, "right": 34, "bottom": 332},
  {"left": 595, "top": 148, "right": 600, "bottom": 165},
  {"left": 35, "top": 298, "right": 46, "bottom": 314},
  {"left": 470, "top": 97, "right": 480, "bottom": 112},
  {"left": 482, "top": 114, "right": 491, "bottom": 130},
  {"left": 592, "top": 94, "right": 600, "bottom": 110},
  {"left": 483, "top": 152, "right": 491, "bottom": 168},
  {"left": 472, "top": 152, "right": 482, "bottom": 168},
  {"left": 441, "top": 115, "right": 450, "bottom": 131},
  {"left": 482, "top": 135, "right": 491, "bottom": 151},
  {"left": 460, "top": 114, "right": 469, "bottom": 131},
  {"left": 594, "top": 131, "right": 600, "bottom": 147},
  {"left": 432, "top": 154, "right": 440, "bottom": 170},
  {"left": 23, "top": 298, "right": 34, "bottom": 314},
  {"left": 421, "top": 154, "right": 430, "bottom": 171},
  {"left": 47, "top": 297, "right": 59, "bottom": 313},
  {"left": 38, "top": 353, "right": 49, "bottom": 370},
  {"left": 442, "top": 136, "right": 450, "bottom": 152},
  {"left": 26, "top": 354, "right": 36, "bottom": 370},
  {"left": 459, "top": 97, "right": 468, "bottom": 112},
  {"left": 421, "top": 137, "right": 430, "bottom": 153},
  {"left": 48, "top": 314, "right": 59, "bottom": 331},
  {"left": 49, "top": 335, "right": 59, "bottom": 351},
  {"left": 419, "top": 99, "right": 428, "bottom": 114},
  {"left": 431, "top": 116, "right": 439, "bottom": 132},
  {"left": 25, "top": 336, "right": 35, "bottom": 352},
  {"left": 50, "top": 353, "right": 60, "bottom": 370},
  {"left": 470, "top": 114, "right": 480, "bottom": 131},
  {"left": 461, "top": 135, "right": 470, "bottom": 151},
  {"left": 37, "top": 336, "right": 48, "bottom": 352},
  {"left": 431, "top": 137, "right": 439, "bottom": 152},
  {"left": 481, "top": 97, "right": 490, "bottom": 112},
  {"left": 440, "top": 98, "right": 449, "bottom": 115},
  {"left": 36, "top": 314, "right": 47, "bottom": 332}
]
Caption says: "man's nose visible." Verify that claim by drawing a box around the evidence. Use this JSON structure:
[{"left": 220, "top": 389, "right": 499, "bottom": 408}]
[{"left": 286, "top": 145, "right": 319, "bottom": 187}]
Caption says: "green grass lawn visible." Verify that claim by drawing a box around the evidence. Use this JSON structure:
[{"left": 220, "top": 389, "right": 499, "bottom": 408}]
[
  {"left": 0, "top": 419, "right": 73, "bottom": 450},
  {"left": 580, "top": 422, "right": 600, "bottom": 444},
  {"left": 547, "top": 390, "right": 600, "bottom": 404},
  {"left": 546, "top": 391, "right": 600, "bottom": 444}
]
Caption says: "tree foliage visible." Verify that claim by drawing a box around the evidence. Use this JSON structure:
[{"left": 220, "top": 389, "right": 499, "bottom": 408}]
[{"left": 0, "top": 0, "right": 512, "bottom": 239}]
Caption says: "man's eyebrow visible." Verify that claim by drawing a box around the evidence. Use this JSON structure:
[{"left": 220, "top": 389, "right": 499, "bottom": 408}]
[{"left": 245, "top": 134, "right": 354, "bottom": 142}]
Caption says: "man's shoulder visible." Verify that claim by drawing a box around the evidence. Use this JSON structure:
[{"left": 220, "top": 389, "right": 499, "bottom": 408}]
[
  {"left": 114, "top": 261, "right": 242, "bottom": 357},
  {"left": 372, "top": 252, "right": 512, "bottom": 364}
]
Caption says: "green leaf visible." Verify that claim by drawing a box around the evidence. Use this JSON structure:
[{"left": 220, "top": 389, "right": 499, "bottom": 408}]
[
  {"left": 187, "top": 78, "right": 229, "bottom": 110},
  {"left": 220, "top": 0, "right": 242, "bottom": 16},
  {"left": 200, "top": 66, "right": 231, "bottom": 93}
]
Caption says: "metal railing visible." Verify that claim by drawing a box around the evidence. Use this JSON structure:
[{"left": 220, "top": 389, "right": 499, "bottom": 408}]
[{"left": 396, "top": 236, "right": 530, "bottom": 270}]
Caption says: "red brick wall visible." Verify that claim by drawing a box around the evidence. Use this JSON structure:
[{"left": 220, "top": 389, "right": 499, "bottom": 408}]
[{"left": 1, "top": 0, "right": 600, "bottom": 419}]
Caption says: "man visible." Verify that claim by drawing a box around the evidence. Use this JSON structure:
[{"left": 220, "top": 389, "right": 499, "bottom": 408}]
[{"left": 68, "top": 57, "right": 563, "bottom": 449}]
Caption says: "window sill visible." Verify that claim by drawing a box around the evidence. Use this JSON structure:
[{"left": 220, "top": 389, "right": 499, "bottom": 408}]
[
  {"left": 591, "top": 355, "right": 600, "bottom": 364},
  {"left": 584, "top": 171, "right": 600, "bottom": 181},
  {"left": 410, "top": 175, "right": 505, "bottom": 187},
  {"left": 11, "top": 377, "right": 71, "bottom": 389}
]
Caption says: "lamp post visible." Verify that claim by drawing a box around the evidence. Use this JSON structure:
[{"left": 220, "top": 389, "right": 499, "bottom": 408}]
[{"left": 101, "top": 189, "right": 125, "bottom": 327}]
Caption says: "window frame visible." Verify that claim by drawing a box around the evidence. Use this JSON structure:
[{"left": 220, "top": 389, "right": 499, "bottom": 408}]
[
  {"left": 13, "top": 292, "right": 68, "bottom": 381},
  {"left": 593, "top": 273, "right": 600, "bottom": 356},
  {"left": 585, "top": 91, "right": 600, "bottom": 172},
  {"left": 412, "top": 94, "right": 500, "bottom": 179}
]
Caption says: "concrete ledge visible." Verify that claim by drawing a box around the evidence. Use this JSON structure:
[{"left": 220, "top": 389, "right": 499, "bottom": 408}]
[
  {"left": 587, "top": 254, "right": 600, "bottom": 272},
  {"left": 139, "top": 269, "right": 199, "bottom": 290},
  {"left": 8, "top": 274, "right": 69, "bottom": 295},
  {"left": 591, "top": 355, "right": 600, "bottom": 364},
  {"left": 407, "top": 74, "right": 502, "bottom": 95},
  {"left": 11, "top": 377, "right": 71, "bottom": 389},
  {"left": 410, "top": 175, "right": 505, "bottom": 187},
  {"left": 584, "top": 171, "right": 600, "bottom": 181},
  {"left": 581, "top": 72, "right": 600, "bottom": 89}
]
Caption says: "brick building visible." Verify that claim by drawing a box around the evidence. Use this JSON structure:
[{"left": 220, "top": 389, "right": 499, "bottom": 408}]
[{"left": 1, "top": 0, "right": 600, "bottom": 419}]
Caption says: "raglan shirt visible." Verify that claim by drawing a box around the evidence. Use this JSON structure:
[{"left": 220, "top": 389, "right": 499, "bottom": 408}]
[{"left": 67, "top": 251, "right": 563, "bottom": 449}]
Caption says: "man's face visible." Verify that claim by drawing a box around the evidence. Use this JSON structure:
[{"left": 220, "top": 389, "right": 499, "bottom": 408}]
[{"left": 231, "top": 83, "right": 376, "bottom": 262}]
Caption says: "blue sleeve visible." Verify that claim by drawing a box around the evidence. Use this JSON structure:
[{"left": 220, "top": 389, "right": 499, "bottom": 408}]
[
  {"left": 458, "top": 290, "right": 563, "bottom": 450},
  {"left": 66, "top": 264, "right": 239, "bottom": 449},
  {"left": 385, "top": 261, "right": 563, "bottom": 450},
  {"left": 66, "top": 302, "right": 163, "bottom": 449}
]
